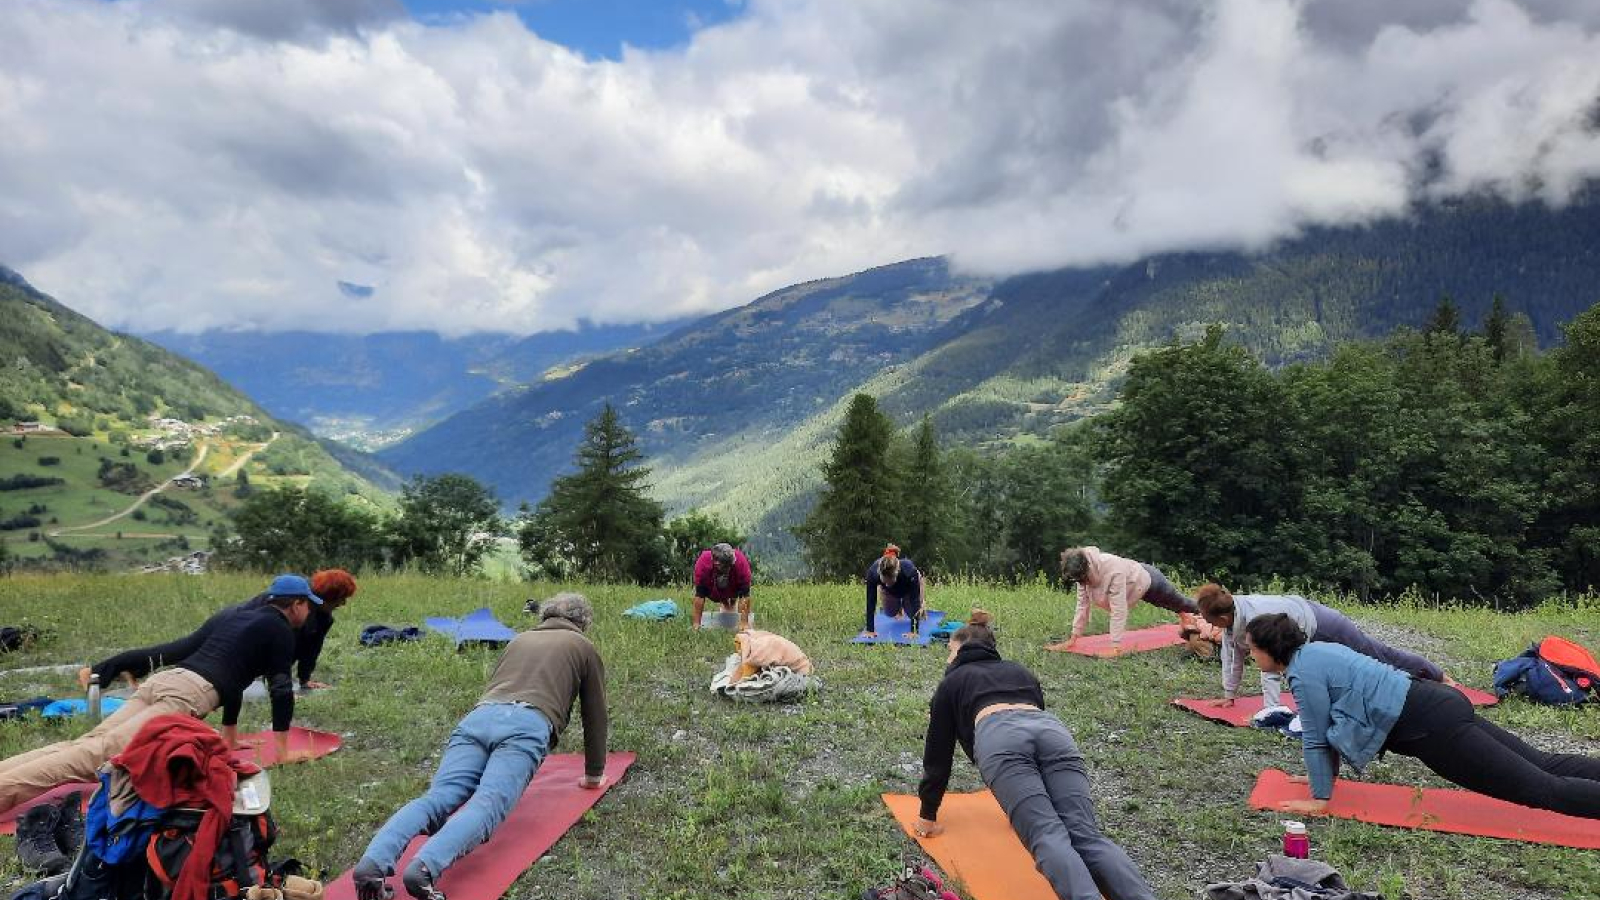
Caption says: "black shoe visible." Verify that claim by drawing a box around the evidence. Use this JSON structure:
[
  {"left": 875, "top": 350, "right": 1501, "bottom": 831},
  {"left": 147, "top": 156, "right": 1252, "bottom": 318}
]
[
  {"left": 351, "top": 857, "right": 393, "bottom": 900},
  {"left": 53, "top": 791, "right": 84, "bottom": 857},
  {"left": 16, "top": 802, "right": 70, "bottom": 875},
  {"left": 401, "top": 860, "right": 445, "bottom": 900}
]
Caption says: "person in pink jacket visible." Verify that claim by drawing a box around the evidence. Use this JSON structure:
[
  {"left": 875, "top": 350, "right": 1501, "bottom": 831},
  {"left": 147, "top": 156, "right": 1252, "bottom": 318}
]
[
  {"left": 692, "top": 543, "right": 753, "bottom": 630},
  {"left": 1049, "top": 547, "right": 1197, "bottom": 656}
]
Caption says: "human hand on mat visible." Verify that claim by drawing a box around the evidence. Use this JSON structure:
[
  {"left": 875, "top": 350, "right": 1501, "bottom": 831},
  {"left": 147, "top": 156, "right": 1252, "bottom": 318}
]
[
  {"left": 302, "top": 680, "right": 332, "bottom": 690},
  {"left": 1276, "top": 799, "right": 1329, "bottom": 815},
  {"left": 579, "top": 775, "right": 606, "bottom": 789},
  {"left": 912, "top": 818, "right": 943, "bottom": 838}
]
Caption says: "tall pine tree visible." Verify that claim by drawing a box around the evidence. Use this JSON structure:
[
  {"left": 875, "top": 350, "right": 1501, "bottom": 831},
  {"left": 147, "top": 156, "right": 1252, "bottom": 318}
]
[
  {"left": 901, "top": 416, "right": 948, "bottom": 571},
  {"left": 521, "top": 404, "right": 667, "bottom": 583},
  {"left": 796, "top": 393, "right": 898, "bottom": 579}
]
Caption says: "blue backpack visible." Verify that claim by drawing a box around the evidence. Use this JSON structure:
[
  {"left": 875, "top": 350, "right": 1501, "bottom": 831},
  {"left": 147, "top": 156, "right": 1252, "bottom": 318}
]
[{"left": 1493, "top": 636, "right": 1600, "bottom": 706}]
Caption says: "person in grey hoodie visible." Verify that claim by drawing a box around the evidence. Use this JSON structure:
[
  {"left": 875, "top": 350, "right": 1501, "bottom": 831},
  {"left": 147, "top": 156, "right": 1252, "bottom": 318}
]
[{"left": 1196, "top": 583, "right": 1449, "bottom": 709}]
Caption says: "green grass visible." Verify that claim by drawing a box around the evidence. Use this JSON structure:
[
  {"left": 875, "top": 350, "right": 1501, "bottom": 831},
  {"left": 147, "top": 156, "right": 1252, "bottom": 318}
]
[{"left": 1, "top": 576, "right": 1597, "bottom": 899}]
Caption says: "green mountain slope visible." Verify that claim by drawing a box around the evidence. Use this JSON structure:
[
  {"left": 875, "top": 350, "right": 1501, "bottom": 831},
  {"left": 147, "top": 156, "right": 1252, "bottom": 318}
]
[
  {"left": 392, "top": 193, "right": 1600, "bottom": 569},
  {"left": 0, "top": 267, "right": 397, "bottom": 570}
]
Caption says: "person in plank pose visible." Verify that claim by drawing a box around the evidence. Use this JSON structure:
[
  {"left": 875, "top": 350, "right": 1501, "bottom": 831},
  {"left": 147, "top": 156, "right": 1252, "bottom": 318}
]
[
  {"left": 1196, "top": 583, "right": 1451, "bottom": 709},
  {"left": 861, "top": 544, "right": 926, "bottom": 640},
  {"left": 0, "top": 574, "right": 319, "bottom": 812},
  {"left": 691, "top": 542, "right": 753, "bottom": 630},
  {"left": 81, "top": 568, "right": 359, "bottom": 691},
  {"left": 1050, "top": 547, "right": 1197, "bottom": 656},
  {"left": 914, "top": 610, "right": 1157, "bottom": 900},
  {"left": 1247, "top": 613, "right": 1600, "bottom": 820},
  {"left": 351, "top": 593, "right": 609, "bottom": 900}
]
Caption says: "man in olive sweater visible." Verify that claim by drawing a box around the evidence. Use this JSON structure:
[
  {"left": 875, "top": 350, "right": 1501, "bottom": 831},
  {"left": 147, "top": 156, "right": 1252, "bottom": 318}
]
[{"left": 352, "top": 593, "right": 608, "bottom": 900}]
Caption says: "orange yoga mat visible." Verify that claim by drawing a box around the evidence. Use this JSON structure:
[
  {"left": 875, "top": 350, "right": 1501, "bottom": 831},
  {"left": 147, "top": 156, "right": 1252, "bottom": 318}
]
[
  {"left": 1248, "top": 768, "right": 1600, "bottom": 849},
  {"left": 325, "top": 753, "right": 636, "bottom": 900},
  {"left": 0, "top": 726, "right": 342, "bottom": 834},
  {"left": 882, "top": 791, "right": 1058, "bottom": 900},
  {"left": 1047, "top": 624, "right": 1183, "bottom": 658},
  {"left": 1174, "top": 684, "right": 1498, "bottom": 726}
]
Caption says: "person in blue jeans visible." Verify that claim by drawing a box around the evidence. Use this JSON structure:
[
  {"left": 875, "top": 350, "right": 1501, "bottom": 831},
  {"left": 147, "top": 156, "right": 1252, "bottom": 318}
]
[{"left": 352, "top": 594, "right": 609, "bottom": 900}]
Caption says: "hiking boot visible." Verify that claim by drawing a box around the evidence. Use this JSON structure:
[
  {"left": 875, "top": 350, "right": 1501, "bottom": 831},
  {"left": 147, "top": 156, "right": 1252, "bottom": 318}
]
[
  {"left": 350, "top": 857, "right": 393, "bottom": 900},
  {"left": 53, "top": 790, "right": 85, "bottom": 856},
  {"left": 16, "top": 802, "right": 70, "bottom": 875},
  {"left": 400, "top": 859, "right": 445, "bottom": 900}
]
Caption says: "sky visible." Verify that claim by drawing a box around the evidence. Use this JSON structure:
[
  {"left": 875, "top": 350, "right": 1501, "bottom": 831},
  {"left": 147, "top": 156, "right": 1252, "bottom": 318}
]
[{"left": 1, "top": 0, "right": 1599, "bottom": 335}]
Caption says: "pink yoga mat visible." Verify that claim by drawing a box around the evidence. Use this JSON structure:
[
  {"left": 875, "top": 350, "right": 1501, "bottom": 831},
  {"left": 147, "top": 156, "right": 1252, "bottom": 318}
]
[
  {"left": 0, "top": 726, "right": 342, "bottom": 834},
  {"left": 1047, "top": 624, "right": 1183, "bottom": 657},
  {"left": 1173, "top": 684, "right": 1499, "bottom": 727},
  {"left": 1249, "top": 767, "right": 1600, "bottom": 849},
  {"left": 325, "top": 753, "right": 636, "bottom": 900}
]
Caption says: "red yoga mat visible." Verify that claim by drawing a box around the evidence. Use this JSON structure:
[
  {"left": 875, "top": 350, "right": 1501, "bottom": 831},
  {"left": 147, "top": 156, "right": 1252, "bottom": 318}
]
[
  {"left": 0, "top": 726, "right": 342, "bottom": 834},
  {"left": 1047, "top": 624, "right": 1183, "bottom": 657},
  {"left": 325, "top": 753, "right": 636, "bottom": 900},
  {"left": 1173, "top": 684, "right": 1499, "bottom": 727},
  {"left": 1248, "top": 768, "right": 1600, "bottom": 849}
]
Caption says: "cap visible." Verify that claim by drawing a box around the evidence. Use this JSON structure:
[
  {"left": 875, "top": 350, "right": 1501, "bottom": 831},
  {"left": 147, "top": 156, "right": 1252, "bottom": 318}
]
[{"left": 266, "top": 573, "right": 324, "bottom": 605}]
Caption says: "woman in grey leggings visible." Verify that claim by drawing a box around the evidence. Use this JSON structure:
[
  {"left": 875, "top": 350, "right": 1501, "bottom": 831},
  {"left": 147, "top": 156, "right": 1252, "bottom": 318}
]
[{"left": 914, "top": 612, "right": 1155, "bottom": 900}]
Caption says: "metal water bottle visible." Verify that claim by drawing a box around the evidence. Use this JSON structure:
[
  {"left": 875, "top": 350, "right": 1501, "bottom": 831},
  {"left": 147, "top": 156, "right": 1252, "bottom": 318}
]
[
  {"left": 1282, "top": 820, "right": 1310, "bottom": 859},
  {"left": 87, "top": 673, "right": 103, "bottom": 722}
]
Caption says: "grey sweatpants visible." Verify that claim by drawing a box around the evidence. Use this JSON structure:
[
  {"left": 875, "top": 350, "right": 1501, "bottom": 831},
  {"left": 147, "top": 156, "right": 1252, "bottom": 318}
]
[
  {"left": 1258, "top": 603, "right": 1446, "bottom": 706},
  {"left": 974, "top": 710, "right": 1156, "bottom": 900}
]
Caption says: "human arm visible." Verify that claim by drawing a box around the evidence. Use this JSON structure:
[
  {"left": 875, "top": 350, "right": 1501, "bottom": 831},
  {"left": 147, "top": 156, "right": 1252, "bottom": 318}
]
[
  {"left": 1069, "top": 584, "right": 1090, "bottom": 641},
  {"left": 864, "top": 571, "right": 880, "bottom": 634},
  {"left": 1106, "top": 571, "right": 1129, "bottom": 645},
  {"left": 1290, "top": 674, "right": 1341, "bottom": 800},
  {"left": 734, "top": 552, "right": 752, "bottom": 598},
  {"left": 580, "top": 651, "right": 610, "bottom": 781},
  {"left": 1220, "top": 629, "right": 1244, "bottom": 701},
  {"left": 294, "top": 608, "right": 332, "bottom": 687},
  {"left": 916, "top": 682, "right": 959, "bottom": 821}
]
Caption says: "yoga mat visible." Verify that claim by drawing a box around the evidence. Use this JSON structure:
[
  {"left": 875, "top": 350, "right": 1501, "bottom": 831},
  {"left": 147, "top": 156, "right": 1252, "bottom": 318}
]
[
  {"left": 0, "top": 726, "right": 341, "bottom": 832},
  {"left": 1248, "top": 768, "right": 1600, "bottom": 849},
  {"left": 852, "top": 611, "right": 947, "bottom": 646},
  {"left": 882, "top": 791, "right": 1057, "bottom": 900},
  {"left": 1047, "top": 623, "right": 1183, "bottom": 657},
  {"left": 425, "top": 608, "right": 518, "bottom": 648},
  {"left": 324, "top": 753, "right": 636, "bottom": 900},
  {"left": 1174, "top": 684, "right": 1500, "bottom": 727}
]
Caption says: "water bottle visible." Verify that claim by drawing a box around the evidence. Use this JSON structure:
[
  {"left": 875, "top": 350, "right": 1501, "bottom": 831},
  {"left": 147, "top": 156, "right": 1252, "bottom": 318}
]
[
  {"left": 87, "top": 673, "right": 103, "bottom": 722},
  {"left": 1282, "top": 820, "right": 1310, "bottom": 859}
]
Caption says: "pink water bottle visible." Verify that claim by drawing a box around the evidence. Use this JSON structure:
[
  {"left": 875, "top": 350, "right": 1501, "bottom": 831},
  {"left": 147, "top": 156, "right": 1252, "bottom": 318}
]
[{"left": 1282, "top": 820, "right": 1310, "bottom": 859}]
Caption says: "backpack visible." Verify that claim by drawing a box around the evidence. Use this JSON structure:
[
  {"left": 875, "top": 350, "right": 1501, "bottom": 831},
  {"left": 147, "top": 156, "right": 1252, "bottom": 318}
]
[
  {"left": 1493, "top": 636, "right": 1600, "bottom": 706},
  {"left": 147, "top": 809, "right": 283, "bottom": 900}
]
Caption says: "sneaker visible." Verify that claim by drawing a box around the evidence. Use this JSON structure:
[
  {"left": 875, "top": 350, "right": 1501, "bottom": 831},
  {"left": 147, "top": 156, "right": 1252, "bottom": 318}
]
[
  {"left": 53, "top": 791, "right": 84, "bottom": 856},
  {"left": 16, "top": 802, "right": 70, "bottom": 875},
  {"left": 400, "top": 859, "right": 445, "bottom": 900},
  {"left": 350, "top": 857, "right": 393, "bottom": 900}
]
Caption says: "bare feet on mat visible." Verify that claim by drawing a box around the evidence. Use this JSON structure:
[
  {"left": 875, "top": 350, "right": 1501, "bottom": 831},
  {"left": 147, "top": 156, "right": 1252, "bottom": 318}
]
[
  {"left": 913, "top": 817, "right": 943, "bottom": 838},
  {"left": 860, "top": 631, "right": 877, "bottom": 639},
  {"left": 1209, "top": 698, "right": 1237, "bottom": 708},
  {"left": 1286, "top": 774, "right": 1310, "bottom": 784},
  {"left": 1277, "top": 798, "right": 1329, "bottom": 815},
  {"left": 1045, "top": 639, "right": 1075, "bottom": 652},
  {"left": 579, "top": 775, "right": 606, "bottom": 789}
]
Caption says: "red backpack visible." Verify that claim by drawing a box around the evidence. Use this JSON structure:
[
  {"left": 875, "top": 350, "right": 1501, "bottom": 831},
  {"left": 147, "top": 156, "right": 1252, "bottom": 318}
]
[{"left": 1539, "top": 636, "right": 1600, "bottom": 692}]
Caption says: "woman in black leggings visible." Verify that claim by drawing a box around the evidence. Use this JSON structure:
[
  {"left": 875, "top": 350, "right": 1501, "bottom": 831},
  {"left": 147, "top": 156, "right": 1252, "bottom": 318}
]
[{"left": 1246, "top": 613, "right": 1600, "bottom": 820}]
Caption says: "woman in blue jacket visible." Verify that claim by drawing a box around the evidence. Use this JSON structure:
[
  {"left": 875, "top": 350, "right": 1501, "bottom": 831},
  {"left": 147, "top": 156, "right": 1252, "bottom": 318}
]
[{"left": 1245, "top": 613, "right": 1600, "bottom": 819}]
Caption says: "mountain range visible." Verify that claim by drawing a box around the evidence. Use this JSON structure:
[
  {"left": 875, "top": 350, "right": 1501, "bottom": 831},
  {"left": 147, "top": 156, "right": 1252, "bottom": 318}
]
[{"left": 377, "top": 190, "right": 1600, "bottom": 567}]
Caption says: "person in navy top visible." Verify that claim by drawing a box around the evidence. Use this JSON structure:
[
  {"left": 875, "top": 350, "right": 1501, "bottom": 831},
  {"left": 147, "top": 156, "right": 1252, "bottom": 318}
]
[{"left": 862, "top": 544, "right": 925, "bottom": 639}]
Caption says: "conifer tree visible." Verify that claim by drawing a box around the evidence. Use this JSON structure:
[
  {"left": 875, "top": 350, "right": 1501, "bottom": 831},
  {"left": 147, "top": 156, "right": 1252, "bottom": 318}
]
[
  {"left": 796, "top": 393, "right": 898, "bottom": 579},
  {"left": 522, "top": 404, "right": 667, "bottom": 583},
  {"left": 1425, "top": 295, "right": 1463, "bottom": 337},
  {"left": 901, "top": 415, "right": 948, "bottom": 570},
  {"left": 1483, "top": 294, "right": 1512, "bottom": 362}
]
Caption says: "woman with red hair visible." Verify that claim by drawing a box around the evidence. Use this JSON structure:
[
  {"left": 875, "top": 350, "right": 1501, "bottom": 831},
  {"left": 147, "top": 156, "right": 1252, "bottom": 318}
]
[{"left": 82, "top": 568, "right": 359, "bottom": 692}]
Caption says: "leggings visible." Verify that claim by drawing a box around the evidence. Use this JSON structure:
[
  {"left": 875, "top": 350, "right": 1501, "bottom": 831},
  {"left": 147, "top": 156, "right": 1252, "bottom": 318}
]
[
  {"left": 1385, "top": 678, "right": 1600, "bottom": 819},
  {"left": 1310, "top": 603, "right": 1444, "bottom": 682},
  {"left": 1138, "top": 565, "right": 1197, "bottom": 615}
]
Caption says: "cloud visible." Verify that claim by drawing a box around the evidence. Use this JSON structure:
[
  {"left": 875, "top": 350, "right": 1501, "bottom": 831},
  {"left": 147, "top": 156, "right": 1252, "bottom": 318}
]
[{"left": 0, "top": 0, "right": 1597, "bottom": 334}]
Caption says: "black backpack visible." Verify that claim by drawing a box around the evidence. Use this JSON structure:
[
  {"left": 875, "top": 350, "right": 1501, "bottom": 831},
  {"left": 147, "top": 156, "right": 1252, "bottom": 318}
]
[{"left": 146, "top": 809, "right": 285, "bottom": 900}]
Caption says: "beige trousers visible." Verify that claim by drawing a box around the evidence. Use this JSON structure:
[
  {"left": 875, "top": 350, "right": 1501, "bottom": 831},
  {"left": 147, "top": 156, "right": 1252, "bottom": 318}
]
[{"left": 0, "top": 667, "right": 220, "bottom": 812}]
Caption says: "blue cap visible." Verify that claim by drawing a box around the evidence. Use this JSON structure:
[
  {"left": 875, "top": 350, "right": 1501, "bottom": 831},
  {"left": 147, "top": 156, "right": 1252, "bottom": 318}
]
[{"left": 266, "top": 573, "right": 323, "bottom": 605}]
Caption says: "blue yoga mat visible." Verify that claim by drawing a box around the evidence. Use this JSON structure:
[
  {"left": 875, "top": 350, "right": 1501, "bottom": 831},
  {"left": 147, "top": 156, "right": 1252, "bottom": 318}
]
[
  {"left": 425, "top": 608, "right": 518, "bottom": 647},
  {"left": 851, "top": 610, "right": 947, "bottom": 646},
  {"left": 41, "top": 697, "right": 127, "bottom": 718}
]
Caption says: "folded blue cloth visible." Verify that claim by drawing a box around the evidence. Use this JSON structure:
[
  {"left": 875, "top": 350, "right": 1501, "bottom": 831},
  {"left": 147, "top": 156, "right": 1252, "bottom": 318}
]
[
  {"left": 41, "top": 697, "right": 126, "bottom": 718},
  {"left": 624, "top": 599, "right": 679, "bottom": 621}
]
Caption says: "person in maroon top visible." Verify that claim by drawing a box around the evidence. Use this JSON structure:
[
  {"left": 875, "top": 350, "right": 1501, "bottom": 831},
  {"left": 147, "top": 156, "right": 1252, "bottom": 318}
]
[{"left": 691, "top": 543, "right": 753, "bottom": 630}]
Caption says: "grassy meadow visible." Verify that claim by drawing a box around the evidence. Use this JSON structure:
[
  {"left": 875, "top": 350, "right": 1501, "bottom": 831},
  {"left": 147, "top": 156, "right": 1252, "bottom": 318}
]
[{"left": 1, "top": 575, "right": 1597, "bottom": 899}]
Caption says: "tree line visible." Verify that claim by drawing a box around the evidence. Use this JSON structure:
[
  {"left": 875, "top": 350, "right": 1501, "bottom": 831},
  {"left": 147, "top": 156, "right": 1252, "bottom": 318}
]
[{"left": 798, "top": 297, "right": 1599, "bottom": 606}]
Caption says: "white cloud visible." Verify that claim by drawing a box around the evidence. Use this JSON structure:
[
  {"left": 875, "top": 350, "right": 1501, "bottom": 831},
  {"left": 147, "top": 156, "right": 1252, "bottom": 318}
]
[{"left": 0, "top": 0, "right": 1597, "bottom": 334}]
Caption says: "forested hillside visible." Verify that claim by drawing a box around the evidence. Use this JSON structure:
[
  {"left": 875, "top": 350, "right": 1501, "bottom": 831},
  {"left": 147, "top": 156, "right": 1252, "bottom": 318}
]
[
  {"left": 0, "top": 267, "right": 397, "bottom": 571},
  {"left": 383, "top": 192, "right": 1600, "bottom": 570}
]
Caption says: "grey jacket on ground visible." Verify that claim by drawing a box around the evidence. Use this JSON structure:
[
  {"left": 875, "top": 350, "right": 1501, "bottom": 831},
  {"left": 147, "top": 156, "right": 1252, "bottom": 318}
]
[
  {"left": 1222, "top": 594, "right": 1319, "bottom": 700},
  {"left": 1203, "top": 855, "right": 1382, "bottom": 900}
]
